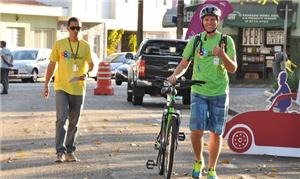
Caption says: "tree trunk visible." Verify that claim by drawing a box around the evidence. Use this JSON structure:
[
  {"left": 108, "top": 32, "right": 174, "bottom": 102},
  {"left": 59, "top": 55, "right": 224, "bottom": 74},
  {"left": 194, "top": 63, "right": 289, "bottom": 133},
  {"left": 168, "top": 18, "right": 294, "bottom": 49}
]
[
  {"left": 137, "top": 0, "right": 144, "bottom": 46},
  {"left": 176, "top": 0, "right": 184, "bottom": 39}
]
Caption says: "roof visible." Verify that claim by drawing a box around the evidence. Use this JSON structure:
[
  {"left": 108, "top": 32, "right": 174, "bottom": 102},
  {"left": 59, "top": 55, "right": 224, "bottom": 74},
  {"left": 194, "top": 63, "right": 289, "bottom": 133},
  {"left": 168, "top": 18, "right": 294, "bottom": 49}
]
[{"left": 0, "top": 0, "right": 49, "bottom": 6}]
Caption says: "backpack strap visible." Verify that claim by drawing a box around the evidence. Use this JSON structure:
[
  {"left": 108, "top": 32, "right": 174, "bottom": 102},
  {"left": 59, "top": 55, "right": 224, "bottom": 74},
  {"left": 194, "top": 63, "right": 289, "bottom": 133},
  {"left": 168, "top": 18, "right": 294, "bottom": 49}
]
[
  {"left": 189, "top": 33, "right": 202, "bottom": 61},
  {"left": 219, "top": 33, "right": 227, "bottom": 53}
]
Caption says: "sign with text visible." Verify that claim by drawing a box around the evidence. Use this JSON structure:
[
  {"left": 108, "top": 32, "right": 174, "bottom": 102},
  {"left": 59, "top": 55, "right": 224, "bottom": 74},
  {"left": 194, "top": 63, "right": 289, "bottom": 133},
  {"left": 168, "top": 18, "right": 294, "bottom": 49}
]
[
  {"left": 266, "top": 30, "right": 284, "bottom": 45},
  {"left": 242, "top": 28, "right": 264, "bottom": 46},
  {"left": 223, "top": 3, "right": 297, "bottom": 28}
]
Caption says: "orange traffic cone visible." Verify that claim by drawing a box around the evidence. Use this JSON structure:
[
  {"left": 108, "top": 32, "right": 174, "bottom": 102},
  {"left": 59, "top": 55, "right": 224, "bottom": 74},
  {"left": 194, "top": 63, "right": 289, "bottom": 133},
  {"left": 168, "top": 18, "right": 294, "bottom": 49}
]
[{"left": 94, "top": 62, "right": 114, "bottom": 95}]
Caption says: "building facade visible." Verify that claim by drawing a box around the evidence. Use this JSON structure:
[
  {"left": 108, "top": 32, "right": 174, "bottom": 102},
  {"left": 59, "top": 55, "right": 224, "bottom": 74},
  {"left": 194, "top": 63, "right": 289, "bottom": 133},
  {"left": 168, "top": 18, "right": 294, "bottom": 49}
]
[
  {"left": 222, "top": 1, "right": 299, "bottom": 80},
  {"left": 0, "top": 0, "right": 66, "bottom": 49},
  {"left": 1, "top": 0, "right": 179, "bottom": 60},
  {"left": 164, "top": 0, "right": 299, "bottom": 81}
]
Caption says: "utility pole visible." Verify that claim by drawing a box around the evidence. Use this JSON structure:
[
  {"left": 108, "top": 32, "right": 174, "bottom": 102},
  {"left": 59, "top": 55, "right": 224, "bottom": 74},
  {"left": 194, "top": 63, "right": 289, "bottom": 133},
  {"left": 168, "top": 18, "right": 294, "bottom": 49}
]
[
  {"left": 137, "top": 0, "right": 143, "bottom": 47},
  {"left": 177, "top": 0, "right": 184, "bottom": 39}
]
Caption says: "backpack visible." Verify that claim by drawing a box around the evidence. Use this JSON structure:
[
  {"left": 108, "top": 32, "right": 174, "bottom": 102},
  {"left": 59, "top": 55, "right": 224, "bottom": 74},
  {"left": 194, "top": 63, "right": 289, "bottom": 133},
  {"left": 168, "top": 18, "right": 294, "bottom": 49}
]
[{"left": 189, "top": 33, "right": 227, "bottom": 60}]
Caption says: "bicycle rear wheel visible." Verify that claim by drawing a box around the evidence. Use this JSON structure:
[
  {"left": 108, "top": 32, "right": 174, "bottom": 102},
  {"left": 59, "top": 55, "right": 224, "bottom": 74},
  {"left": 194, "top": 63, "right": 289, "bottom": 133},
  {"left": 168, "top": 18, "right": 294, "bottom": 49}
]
[
  {"left": 157, "top": 114, "right": 166, "bottom": 175},
  {"left": 164, "top": 116, "right": 178, "bottom": 179}
]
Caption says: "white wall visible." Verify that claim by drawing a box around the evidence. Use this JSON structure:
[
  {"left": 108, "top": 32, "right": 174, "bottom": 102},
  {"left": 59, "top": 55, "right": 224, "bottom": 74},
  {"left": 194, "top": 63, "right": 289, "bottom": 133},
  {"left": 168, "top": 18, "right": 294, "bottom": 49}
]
[{"left": 103, "top": 0, "right": 174, "bottom": 32}]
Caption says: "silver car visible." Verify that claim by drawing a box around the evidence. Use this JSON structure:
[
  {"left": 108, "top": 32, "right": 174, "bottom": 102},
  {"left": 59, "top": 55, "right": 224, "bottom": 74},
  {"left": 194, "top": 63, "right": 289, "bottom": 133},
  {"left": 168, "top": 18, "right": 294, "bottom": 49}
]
[{"left": 10, "top": 48, "right": 51, "bottom": 82}]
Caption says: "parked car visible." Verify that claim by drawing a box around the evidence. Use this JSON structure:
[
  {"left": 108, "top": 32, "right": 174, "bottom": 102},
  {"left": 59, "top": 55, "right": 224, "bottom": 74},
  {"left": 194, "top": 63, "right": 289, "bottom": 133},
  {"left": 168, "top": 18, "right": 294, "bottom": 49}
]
[
  {"left": 105, "top": 52, "right": 134, "bottom": 78},
  {"left": 115, "top": 58, "right": 134, "bottom": 85},
  {"left": 9, "top": 48, "right": 51, "bottom": 82},
  {"left": 223, "top": 93, "right": 300, "bottom": 157}
]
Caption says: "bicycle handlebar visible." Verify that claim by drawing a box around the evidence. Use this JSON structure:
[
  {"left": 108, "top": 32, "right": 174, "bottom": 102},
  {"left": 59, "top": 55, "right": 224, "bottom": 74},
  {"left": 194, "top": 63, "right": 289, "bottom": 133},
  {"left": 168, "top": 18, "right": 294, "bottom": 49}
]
[{"left": 154, "top": 76, "right": 205, "bottom": 87}]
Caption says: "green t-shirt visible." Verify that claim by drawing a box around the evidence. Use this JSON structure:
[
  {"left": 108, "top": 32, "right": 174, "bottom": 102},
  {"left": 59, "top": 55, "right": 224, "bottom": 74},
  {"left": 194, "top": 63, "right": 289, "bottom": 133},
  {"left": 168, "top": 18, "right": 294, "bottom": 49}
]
[{"left": 182, "top": 31, "right": 236, "bottom": 96}]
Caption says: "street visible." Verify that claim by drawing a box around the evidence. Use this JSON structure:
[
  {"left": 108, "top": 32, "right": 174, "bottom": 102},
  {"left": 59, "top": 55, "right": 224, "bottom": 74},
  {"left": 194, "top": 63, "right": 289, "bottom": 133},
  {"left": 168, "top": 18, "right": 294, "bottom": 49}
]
[{"left": 1, "top": 80, "right": 300, "bottom": 179}]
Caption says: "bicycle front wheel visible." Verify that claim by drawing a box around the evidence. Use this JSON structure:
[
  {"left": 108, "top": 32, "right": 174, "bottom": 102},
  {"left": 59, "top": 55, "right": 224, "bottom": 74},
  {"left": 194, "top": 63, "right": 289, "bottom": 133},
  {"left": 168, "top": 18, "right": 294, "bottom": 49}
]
[{"left": 164, "top": 116, "right": 178, "bottom": 179}]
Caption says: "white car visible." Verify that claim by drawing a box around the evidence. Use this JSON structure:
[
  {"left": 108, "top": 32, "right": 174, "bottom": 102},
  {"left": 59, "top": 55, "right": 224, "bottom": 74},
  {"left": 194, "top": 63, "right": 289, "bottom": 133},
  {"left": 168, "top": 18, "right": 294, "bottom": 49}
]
[{"left": 10, "top": 48, "right": 51, "bottom": 82}]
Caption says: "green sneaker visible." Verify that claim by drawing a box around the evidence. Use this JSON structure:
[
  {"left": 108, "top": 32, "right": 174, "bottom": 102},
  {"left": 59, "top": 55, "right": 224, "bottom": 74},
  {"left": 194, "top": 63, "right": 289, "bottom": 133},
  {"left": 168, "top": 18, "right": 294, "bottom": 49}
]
[
  {"left": 192, "top": 160, "right": 203, "bottom": 179},
  {"left": 207, "top": 168, "right": 219, "bottom": 179}
]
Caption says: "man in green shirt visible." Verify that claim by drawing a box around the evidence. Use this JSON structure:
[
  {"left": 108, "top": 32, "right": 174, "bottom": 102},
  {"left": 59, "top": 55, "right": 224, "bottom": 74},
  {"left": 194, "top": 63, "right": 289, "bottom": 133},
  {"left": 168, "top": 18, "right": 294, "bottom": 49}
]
[{"left": 168, "top": 5, "right": 237, "bottom": 179}]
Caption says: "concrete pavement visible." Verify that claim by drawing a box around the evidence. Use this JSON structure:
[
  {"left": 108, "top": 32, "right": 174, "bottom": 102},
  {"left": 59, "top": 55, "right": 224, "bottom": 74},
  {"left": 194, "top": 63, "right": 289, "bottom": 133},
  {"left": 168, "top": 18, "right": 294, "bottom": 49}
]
[
  {"left": 1, "top": 81, "right": 300, "bottom": 179},
  {"left": 229, "top": 85, "right": 299, "bottom": 115}
]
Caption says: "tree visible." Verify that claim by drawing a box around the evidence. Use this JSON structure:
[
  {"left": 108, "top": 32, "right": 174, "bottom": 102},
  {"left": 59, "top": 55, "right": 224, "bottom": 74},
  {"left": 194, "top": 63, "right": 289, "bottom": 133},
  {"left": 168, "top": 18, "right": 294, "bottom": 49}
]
[
  {"left": 121, "top": 31, "right": 137, "bottom": 52},
  {"left": 128, "top": 34, "right": 137, "bottom": 52},
  {"left": 107, "top": 29, "right": 124, "bottom": 55}
]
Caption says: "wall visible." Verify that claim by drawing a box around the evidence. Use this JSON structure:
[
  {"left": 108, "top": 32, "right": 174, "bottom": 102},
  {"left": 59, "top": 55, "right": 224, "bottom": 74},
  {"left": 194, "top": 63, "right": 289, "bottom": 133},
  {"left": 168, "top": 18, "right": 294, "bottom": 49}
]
[
  {"left": 0, "top": 13, "right": 57, "bottom": 48},
  {"left": 103, "top": 0, "right": 173, "bottom": 32}
]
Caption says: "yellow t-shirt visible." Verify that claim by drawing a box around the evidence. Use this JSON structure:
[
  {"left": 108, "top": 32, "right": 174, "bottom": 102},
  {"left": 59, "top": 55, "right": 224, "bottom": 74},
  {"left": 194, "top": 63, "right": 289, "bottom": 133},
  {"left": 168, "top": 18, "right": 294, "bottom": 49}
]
[{"left": 50, "top": 38, "right": 92, "bottom": 95}]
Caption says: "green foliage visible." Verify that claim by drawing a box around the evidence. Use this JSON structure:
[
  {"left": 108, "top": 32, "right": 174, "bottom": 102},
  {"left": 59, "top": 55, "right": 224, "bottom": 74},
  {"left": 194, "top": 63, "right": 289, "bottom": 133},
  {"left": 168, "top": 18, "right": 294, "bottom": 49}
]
[
  {"left": 121, "top": 32, "right": 137, "bottom": 52},
  {"left": 286, "top": 65, "right": 299, "bottom": 93},
  {"left": 273, "top": 60, "right": 299, "bottom": 93},
  {"left": 107, "top": 29, "right": 124, "bottom": 55},
  {"left": 128, "top": 34, "right": 137, "bottom": 52}
]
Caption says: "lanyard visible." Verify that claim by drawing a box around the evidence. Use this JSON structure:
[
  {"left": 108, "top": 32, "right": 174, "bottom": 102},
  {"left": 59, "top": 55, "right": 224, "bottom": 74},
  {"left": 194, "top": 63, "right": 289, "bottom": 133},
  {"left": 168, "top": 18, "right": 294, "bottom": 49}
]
[{"left": 68, "top": 38, "right": 80, "bottom": 61}]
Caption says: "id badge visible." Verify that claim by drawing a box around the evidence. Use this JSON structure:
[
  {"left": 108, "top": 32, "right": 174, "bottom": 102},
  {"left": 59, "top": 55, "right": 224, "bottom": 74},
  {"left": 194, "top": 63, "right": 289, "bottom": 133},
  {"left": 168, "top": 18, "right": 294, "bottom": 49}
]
[
  {"left": 213, "top": 57, "right": 219, "bottom": 65},
  {"left": 73, "top": 64, "right": 78, "bottom": 72}
]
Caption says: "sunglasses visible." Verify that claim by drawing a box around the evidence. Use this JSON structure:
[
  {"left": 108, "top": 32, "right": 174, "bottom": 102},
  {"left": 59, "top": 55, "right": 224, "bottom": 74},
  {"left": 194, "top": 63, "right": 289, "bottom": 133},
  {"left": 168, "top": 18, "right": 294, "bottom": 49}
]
[{"left": 69, "top": 26, "right": 81, "bottom": 31}]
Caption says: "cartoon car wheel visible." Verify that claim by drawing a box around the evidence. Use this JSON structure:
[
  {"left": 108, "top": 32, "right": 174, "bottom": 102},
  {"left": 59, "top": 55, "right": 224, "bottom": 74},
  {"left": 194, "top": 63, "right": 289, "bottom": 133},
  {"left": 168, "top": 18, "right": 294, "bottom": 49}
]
[{"left": 228, "top": 127, "right": 253, "bottom": 153}]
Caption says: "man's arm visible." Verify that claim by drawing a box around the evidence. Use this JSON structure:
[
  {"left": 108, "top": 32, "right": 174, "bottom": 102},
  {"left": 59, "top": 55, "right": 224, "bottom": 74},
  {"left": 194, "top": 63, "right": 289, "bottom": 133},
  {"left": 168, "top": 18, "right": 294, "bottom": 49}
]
[
  {"left": 1, "top": 55, "right": 13, "bottom": 67},
  {"left": 213, "top": 46, "right": 237, "bottom": 73},
  {"left": 78, "top": 61, "right": 94, "bottom": 80},
  {"left": 167, "top": 58, "right": 191, "bottom": 84},
  {"left": 44, "top": 61, "right": 56, "bottom": 98},
  {"left": 87, "top": 62, "right": 94, "bottom": 73}
]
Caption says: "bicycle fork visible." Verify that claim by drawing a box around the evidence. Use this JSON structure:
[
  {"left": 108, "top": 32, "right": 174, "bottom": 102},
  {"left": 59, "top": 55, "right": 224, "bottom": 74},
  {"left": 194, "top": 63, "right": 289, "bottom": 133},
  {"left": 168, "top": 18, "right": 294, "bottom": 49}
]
[{"left": 146, "top": 110, "right": 186, "bottom": 170}]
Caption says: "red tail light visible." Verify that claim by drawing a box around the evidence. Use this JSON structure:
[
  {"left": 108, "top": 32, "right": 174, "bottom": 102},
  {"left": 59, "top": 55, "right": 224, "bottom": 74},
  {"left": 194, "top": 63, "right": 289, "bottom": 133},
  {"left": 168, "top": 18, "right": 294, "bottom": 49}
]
[{"left": 137, "top": 59, "right": 145, "bottom": 78}]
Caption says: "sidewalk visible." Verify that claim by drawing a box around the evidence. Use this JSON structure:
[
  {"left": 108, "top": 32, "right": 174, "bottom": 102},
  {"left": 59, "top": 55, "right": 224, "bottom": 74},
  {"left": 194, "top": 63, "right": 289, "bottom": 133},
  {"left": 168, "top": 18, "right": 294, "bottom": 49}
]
[
  {"left": 229, "top": 87, "right": 269, "bottom": 115},
  {"left": 229, "top": 86, "right": 299, "bottom": 115}
]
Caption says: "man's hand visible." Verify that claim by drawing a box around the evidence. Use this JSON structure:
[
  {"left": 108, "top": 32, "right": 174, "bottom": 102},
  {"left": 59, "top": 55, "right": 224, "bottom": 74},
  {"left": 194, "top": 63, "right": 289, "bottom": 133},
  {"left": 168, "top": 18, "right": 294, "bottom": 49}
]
[
  {"left": 79, "top": 73, "right": 87, "bottom": 81},
  {"left": 213, "top": 46, "right": 224, "bottom": 57},
  {"left": 167, "top": 75, "right": 177, "bottom": 85},
  {"left": 44, "top": 86, "right": 49, "bottom": 99}
]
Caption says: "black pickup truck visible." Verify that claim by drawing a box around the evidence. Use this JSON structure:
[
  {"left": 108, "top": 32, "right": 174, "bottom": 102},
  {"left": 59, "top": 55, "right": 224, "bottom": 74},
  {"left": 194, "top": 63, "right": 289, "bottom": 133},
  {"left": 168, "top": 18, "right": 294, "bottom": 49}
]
[{"left": 126, "top": 38, "right": 193, "bottom": 105}]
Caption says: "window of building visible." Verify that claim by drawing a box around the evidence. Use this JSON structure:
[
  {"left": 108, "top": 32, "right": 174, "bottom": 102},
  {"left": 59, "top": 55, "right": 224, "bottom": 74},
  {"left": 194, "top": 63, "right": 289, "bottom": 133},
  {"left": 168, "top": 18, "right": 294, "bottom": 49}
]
[
  {"left": 34, "top": 29, "right": 55, "bottom": 49},
  {"left": 102, "top": 0, "right": 116, "bottom": 19},
  {"left": 6, "top": 27, "right": 25, "bottom": 47}
]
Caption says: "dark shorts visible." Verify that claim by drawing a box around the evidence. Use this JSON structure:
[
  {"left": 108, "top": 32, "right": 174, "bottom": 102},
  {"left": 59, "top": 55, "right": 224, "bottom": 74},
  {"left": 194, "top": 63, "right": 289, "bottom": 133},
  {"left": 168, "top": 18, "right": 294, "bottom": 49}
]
[{"left": 189, "top": 92, "right": 229, "bottom": 135}]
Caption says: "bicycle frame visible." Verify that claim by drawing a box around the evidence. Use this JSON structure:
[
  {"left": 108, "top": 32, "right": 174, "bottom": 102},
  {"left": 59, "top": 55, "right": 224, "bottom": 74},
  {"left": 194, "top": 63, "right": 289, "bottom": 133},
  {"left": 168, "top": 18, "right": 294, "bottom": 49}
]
[
  {"left": 146, "top": 76, "right": 205, "bottom": 179},
  {"left": 147, "top": 81, "right": 183, "bottom": 179}
]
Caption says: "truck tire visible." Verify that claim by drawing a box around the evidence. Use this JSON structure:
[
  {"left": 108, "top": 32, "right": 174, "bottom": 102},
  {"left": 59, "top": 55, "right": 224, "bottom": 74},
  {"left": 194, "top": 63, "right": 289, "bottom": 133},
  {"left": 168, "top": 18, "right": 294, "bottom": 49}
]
[
  {"left": 133, "top": 86, "right": 144, "bottom": 105},
  {"left": 182, "top": 94, "right": 190, "bottom": 105},
  {"left": 133, "top": 95, "right": 143, "bottom": 105},
  {"left": 127, "top": 82, "right": 133, "bottom": 102}
]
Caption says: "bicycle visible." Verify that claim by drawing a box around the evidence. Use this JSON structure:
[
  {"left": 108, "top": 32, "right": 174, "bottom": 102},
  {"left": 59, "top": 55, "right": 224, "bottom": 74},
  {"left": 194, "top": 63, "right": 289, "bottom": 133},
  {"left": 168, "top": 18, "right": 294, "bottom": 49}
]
[{"left": 146, "top": 76, "right": 205, "bottom": 179}]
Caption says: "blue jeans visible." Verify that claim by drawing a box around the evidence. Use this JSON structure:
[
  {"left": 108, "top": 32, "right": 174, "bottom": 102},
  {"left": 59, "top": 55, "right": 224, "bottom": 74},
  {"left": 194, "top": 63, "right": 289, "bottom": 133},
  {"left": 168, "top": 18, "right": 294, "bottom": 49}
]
[
  {"left": 55, "top": 90, "right": 83, "bottom": 154},
  {"left": 190, "top": 93, "right": 229, "bottom": 135}
]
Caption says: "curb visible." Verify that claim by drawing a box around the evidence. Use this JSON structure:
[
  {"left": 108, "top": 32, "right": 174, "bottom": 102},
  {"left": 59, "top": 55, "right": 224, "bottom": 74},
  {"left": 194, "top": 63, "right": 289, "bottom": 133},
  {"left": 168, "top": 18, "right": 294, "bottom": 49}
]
[
  {"left": 264, "top": 90, "right": 273, "bottom": 97},
  {"left": 228, "top": 108, "right": 239, "bottom": 116}
]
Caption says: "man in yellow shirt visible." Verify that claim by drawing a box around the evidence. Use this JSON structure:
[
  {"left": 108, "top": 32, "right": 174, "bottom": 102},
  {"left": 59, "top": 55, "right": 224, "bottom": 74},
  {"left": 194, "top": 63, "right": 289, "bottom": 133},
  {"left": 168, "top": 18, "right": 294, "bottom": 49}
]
[{"left": 44, "top": 17, "right": 94, "bottom": 162}]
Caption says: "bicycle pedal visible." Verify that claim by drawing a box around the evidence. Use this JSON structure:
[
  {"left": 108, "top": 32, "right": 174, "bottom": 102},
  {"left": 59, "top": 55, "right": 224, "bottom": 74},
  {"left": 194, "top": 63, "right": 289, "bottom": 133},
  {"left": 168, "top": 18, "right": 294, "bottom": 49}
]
[
  {"left": 146, "top": 160, "right": 156, "bottom": 169},
  {"left": 178, "top": 132, "right": 186, "bottom": 141}
]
